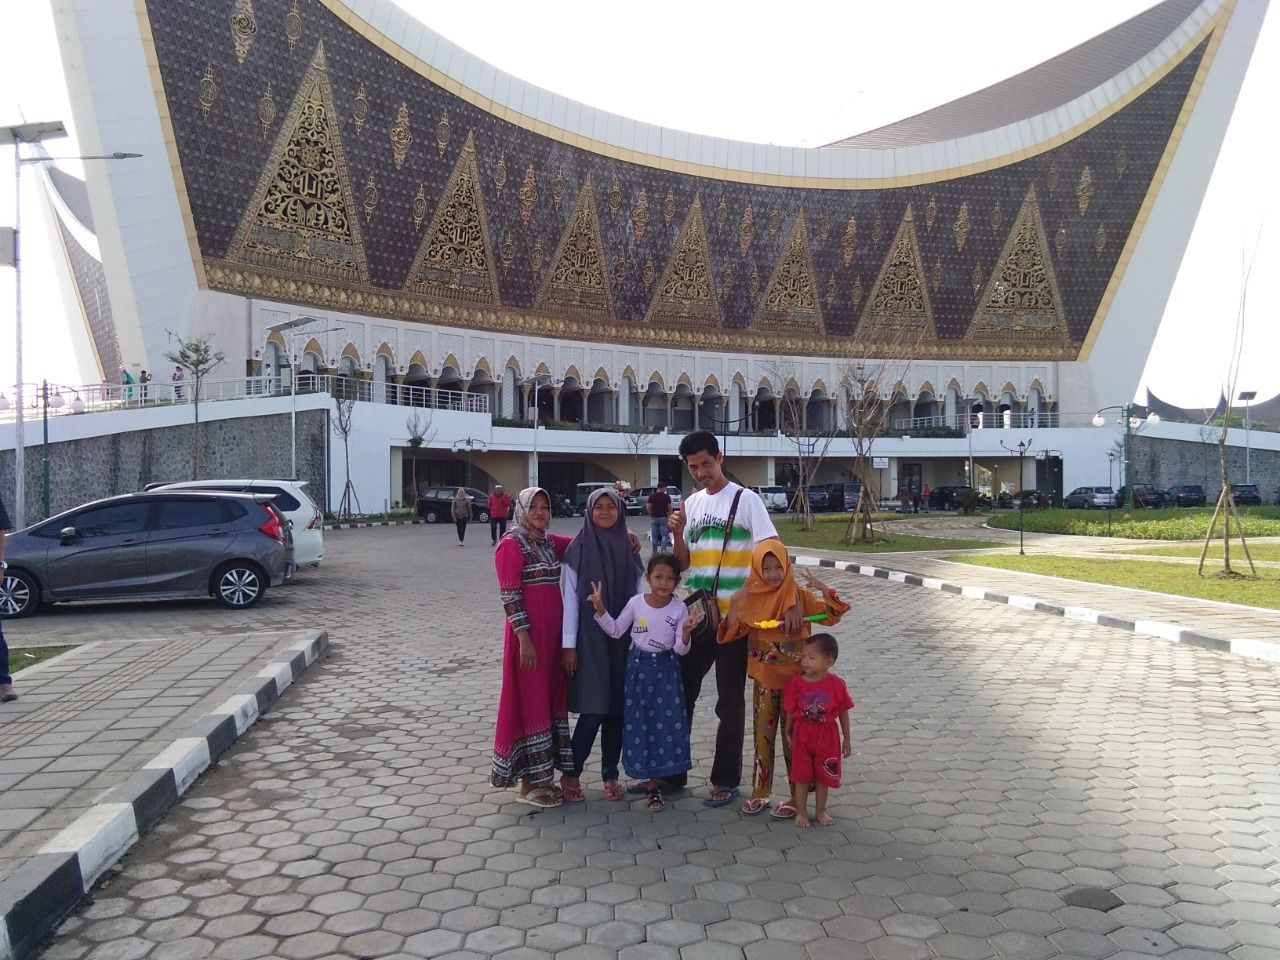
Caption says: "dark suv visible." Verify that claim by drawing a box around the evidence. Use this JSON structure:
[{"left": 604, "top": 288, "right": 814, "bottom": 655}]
[
  {"left": 1127, "top": 484, "right": 1168, "bottom": 509},
  {"left": 415, "top": 486, "right": 491, "bottom": 523},
  {"left": 929, "top": 485, "right": 974, "bottom": 510},
  {"left": 1167, "top": 484, "right": 1206, "bottom": 507},
  {"left": 1230, "top": 483, "right": 1262, "bottom": 506}
]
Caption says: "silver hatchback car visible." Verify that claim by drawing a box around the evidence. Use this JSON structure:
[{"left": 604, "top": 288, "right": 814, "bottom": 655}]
[{"left": 0, "top": 491, "right": 293, "bottom": 618}]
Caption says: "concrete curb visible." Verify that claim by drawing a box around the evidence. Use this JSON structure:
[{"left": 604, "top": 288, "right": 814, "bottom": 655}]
[
  {"left": 790, "top": 555, "right": 1280, "bottom": 664},
  {"left": 0, "top": 631, "right": 329, "bottom": 960},
  {"left": 324, "top": 519, "right": 423, "bottom": 530}
]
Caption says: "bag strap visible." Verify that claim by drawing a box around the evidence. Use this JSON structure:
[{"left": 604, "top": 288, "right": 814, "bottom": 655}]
[{"left": 708, "top": 488, "right": 744, "bottom": 598}]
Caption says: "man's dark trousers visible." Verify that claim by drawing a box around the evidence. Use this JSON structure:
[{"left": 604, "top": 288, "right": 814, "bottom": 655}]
[
  {"left": 490, "top": 517, "right": 508, "bottom": 543},
  {"left": 663, "top": 634, "right": 747, "bottom": 790}
]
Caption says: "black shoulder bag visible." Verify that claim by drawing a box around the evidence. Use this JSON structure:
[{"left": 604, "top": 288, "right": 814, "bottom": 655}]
[{"left": 682, "top": 488, "right": 743, "bottom": 647}]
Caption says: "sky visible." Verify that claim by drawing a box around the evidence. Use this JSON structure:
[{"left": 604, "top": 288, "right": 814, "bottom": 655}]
[{"left": 2, "top": 0, "right": 1275, "bottom": 408}]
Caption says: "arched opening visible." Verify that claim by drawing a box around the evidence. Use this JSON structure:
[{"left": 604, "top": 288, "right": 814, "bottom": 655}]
[
  {"left": 587, "top": 378, "right": 615, "bottom": 424},
  {"left": 698, "top": 385, "right": 724, "bottom": 432},
  {"left": 671, "top": 383, "right": 697, "bottom": 432},
  {"left": 642, "top": 382, "right": 669, "bottom": 430},
  {"left": 557, "top": 376, "right": 585, "bottom": 423},
  {"left": 753, "top": 386, "right": 777, "bottom": 432},
  {"left": 806, "top": 389, "right": 832, "bottom": 433},
  {"left": 404, "top": 362, "right": 430, "bottom": 407}
]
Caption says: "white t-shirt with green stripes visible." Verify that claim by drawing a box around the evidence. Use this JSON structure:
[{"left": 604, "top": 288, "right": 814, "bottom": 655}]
[{"left": 682, "top": 483, "right": 778, "bottom": 613}]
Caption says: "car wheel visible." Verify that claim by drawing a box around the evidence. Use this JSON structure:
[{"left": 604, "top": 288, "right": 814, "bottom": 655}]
[
  {"left": 213, "top": 561, "right": 268, "bottom": 609},
  {"left": 0, "top": 569, "right": 40, "bottom": 618},
  {"left": 477, "top": 510, "right": 490, "bottom": 523},
  {"left": 423, "top": 509, "right": 441, "bottom": 523}
]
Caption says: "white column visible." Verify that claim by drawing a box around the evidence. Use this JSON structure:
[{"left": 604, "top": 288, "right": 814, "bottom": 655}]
[{"left": 649, "top": 454, "right": 660, "bottom": 487}]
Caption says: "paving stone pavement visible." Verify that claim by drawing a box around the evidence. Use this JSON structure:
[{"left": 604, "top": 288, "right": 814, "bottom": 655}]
[{"left": 13, "top": 519, "right": 1280, "bottom": 960}]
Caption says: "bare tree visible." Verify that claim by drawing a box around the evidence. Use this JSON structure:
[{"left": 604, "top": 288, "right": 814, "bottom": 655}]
[
  {"left": 1198, "top": 244, "right": 1259, "bottom": 578},
  {"left": 333, "top": 397, "right": 361, "bottom": 519},
  {"left": 763, "top": 360, "right": 840, "bottom": 532},
  {"left": 163, "top": 333, "right": 225, "bottom": 480},
  {"left": 404, "top": 410, "right": 436, "bottom": 508},
  {"left": 622, "top": 428, "right": 654, "bottom": 487}
]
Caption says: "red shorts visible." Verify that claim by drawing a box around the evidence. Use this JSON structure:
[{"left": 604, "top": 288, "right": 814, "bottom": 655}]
[{"left": 789, "top": 722, "right": 842, "bottom": 788}]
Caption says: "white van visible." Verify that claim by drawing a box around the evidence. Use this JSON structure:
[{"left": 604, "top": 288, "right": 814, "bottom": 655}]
[{"left": 147, "top": 479, "right": 324, "bottom": 566}]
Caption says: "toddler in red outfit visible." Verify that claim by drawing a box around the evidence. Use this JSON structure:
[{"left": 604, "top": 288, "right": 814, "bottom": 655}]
[{"left": 782, "top": 633, "right": 853, "bottom": 827}]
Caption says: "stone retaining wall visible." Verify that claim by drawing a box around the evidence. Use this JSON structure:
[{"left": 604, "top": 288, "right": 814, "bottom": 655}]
[{"left": 1131, "top": 432, "right": 1280, "bottom": 502}]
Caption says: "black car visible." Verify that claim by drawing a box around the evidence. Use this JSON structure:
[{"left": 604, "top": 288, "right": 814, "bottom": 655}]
[
  {"left": 1230, "top": 483, "right": 1262, "bottom": 506},
  {"left": 928, "top": 485, "right": 974, "bottom": 510},
  {"left": 833, "top": 481, "right": 863, "bottom": 512},
  {"left": 794, "top": 485, "right": 829, "bottom": 512},
  {"left": 1127, "top": 484, "right": 1168, "bottom": 509},
  {"left": 415, "top": 486, "right": 491, "bottom": 523},
  {"left": 1166, "top": 484, "right": 1206, "bottom": 507}
]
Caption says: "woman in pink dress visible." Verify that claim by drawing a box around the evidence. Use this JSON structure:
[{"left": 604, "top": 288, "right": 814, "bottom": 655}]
[{"left": 491, "top": 487, "right": 575, "bottom": 806}]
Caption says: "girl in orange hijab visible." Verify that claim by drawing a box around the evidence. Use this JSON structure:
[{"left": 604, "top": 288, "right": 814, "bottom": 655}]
[{"left": 719, "top": 541, "right": 850, "bottom": 817}]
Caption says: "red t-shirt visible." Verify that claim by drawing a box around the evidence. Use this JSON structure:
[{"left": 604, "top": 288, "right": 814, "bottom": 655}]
[
  {"left": 783, "top": 673, "right": 853, "bottom": 727},
  {"left": 647, "top": 490, "right": 672, "bottom": 517}
]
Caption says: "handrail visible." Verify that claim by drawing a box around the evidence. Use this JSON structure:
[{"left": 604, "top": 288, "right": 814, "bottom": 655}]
[
  {"left": 892, "top": 411, "right": 1060, "bottom": 431},
  {"left": 0, "top": 373, "right": 490, "bottom": 420}
]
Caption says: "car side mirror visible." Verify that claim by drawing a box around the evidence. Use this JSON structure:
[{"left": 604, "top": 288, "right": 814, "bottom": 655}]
[{"left": 60, "top": 526, "right": 78, "bottom": 543}]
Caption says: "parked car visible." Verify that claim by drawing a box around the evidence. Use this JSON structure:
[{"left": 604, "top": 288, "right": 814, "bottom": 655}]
[
  {"left": 928, "top": 485, "right": 974, "bottom": 510},
  {"left": 833, "top": 481, "right": 863, "bottom": 512},
  {"left": 1166, "top": 484, "right": 1207, "bottom": 507},
  {"left": 794, "top": 485, "right": 829, "bottom": 512},
  {"left": 147, "top": 479, "right": 324, "bottom": 566},
  {"left": 750, "top": 486, "right": 790, "bottom": 513},
  {"left": 574, "top": 482, "right": 617, "bottom": 514},
  {"left": 626, "top": 486, "right": 684, "bottom": 515},
  {"left": 0, "top": 491, "right": 292, "bottom": 618},
  {"left": 415, "top": 486, "right": 491, "bottom": 523},
  {"left": 1230, "top": 483, "right": 1262, "bottom": 506},
  {"left": 1126, "top": 484, "right": 1168, "bottom": 509},
  {"left": 1065, "top": 486, "right": 1118, "bottom": 509}
]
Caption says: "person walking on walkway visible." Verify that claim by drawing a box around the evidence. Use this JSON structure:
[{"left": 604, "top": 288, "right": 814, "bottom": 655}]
[
  {"left": 559, "top": 487, "right": 644, "bottom": 803},
  {"left": 488, "top": 484, "right": 512, "bottom": 546},
  {"left": 451, "top": 487, "right": 472, "bottom": 545},
  {"left": 647, "top": 485, "right": 672, "bottom": 550},
  {"left": 491, "top": 488, "right": 575, "bottom": 807},
  {"left": 0, "top": 492, "right": 17, "bottom": 703}
]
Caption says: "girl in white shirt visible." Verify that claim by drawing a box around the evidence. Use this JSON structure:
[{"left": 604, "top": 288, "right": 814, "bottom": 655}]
[{"left": 589, "top": 553, "right": 702, "bottom": 812}]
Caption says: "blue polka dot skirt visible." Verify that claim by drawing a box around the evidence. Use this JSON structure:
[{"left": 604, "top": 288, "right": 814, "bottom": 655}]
[{"left": 622, "top": 649, "right": 692, "bottom": 780}]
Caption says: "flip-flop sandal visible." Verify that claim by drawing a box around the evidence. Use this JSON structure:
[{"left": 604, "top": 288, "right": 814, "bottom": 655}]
[
  {"left": 702, "top": 786, "right": 740, "bottom": 808},
  {"left": 769, "top": 802, "right": 797, "bottom": 820},
  {"left": 625, "top": 780, "right": 654, "bottom": 795},
  {"left": 560, "top": 782, "right": 586, "bottom": 803},
  {"left": 514, "top": 787, "right": 561, "bottom": 809},
  {"left": 741, "top": 797, "right": 771, "bottom": 816},
  {"left": 646, "top": 790, "right": 666, "bottom": 813},
  {"left": 603, "top": 781, "right": 626, "bottom": 802}
]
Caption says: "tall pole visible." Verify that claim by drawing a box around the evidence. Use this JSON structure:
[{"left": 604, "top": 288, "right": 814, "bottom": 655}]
[
  {"left": 41, "top": 380, "right": 50, "bottom": 520},
  {"left": 290, "top": 333, "right": 299, "bottom": 479},
  {"left": 13, "top": 145, "right": 25, "bottom": 528},
  {"left": 531, "top": 378, "right": 540, "bottom": 489},
  {"left": 1245, "top": 402, "right": 1251, "bottom": 483}
]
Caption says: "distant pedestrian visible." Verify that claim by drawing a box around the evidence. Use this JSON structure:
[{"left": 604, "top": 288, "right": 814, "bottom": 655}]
[
  {"left": 922, "top": 483, "right": 931, "bottom": 512},
  {"left": 120, "top": 367, "right": 135, "bottom": 402},
  {"left": 898, "top": 484, "right": 910, "bottom": 514},
  {"left": 172, "top": 365, "right": 186, "bottom": 400},
  {"left": 451, "top": 487, "right": 472, "bottom": 544},
  {"left": 647, "top": 486, "right": 672, "bottom": 550},
  {"left": 911, "top": 487, "right": 922, "bottom": 514},
  {"left": 138, "top": 369, "right": 151, "bottom": 401},
  {"left": 0, "top": 492, "right": 17, "bottom": 703},
  {"left": 488, "top": 484, "right": 512, "bottom": 545}
]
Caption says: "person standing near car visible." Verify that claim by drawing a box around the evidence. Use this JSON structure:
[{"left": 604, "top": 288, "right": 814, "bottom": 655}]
[
  {"left": 488, "top": 484, "right": 512, "bottom": 546},
  {"left": 0, "top": 492, "right": 17, "bottom": 702},
  {"left": 451, "top": 487, "right": 472, "bottom": 545},
  {"left": 647, "top": 486, "right": 672, "bottom": 551},
  {"left": 922, "top": 483, "right": 931, "bottom": 513}
]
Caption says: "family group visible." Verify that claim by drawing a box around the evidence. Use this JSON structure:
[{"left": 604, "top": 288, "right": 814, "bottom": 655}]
[{"left": 490, "top": 432, "right": 855, "bottom": 827}]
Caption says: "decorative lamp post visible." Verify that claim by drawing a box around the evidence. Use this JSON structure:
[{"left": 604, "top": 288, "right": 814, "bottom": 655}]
[
  {"left": 1092, "top": 404, "right": 1160, "bottom": 507},
  {"left": 451, "top": 436, "right": 487, "bottom": 488},
  {"left": 520, "top": 375, "right": 560, "bottom": 489},
  {"left": 999, "top": 437, "right": 1032, "bottom": 555},
  {"left": 0, "top": 381, "right": 87, "bottom": 519}
]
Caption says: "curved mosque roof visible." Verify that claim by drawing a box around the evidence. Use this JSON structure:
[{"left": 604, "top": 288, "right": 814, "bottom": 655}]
[{"left": 137, "top": 0, "right": 1242, "bottom": 360}]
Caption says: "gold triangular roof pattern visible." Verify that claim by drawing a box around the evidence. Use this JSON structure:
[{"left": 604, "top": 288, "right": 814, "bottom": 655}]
[
  {"left": 534, "top": 174, "right": 615, "bottom": 321},
  {"left": 752, "top": 210, "right": 824, "bottom": 333},
  {"left": 643, "top": 194, "right": 720, "bottom": 330},
  {"left": 855, "top": 205, "right": 938, "bottom": 343}
]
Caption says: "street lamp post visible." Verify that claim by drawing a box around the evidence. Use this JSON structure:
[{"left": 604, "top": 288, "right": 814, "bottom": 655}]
[
  {"left": 999, "top": 437, "right": 1032, "bottom": 555},
  {"left": 1238, "top": 390, "right": 1257, "bottom": 483},
  {"left": 266, "top": 316, "right": 342, "bottom": 478},
  {"left": 3, "top": 119, "right": 141, "bottom": 526},
  {"left": 451, "top": 436, "right": 487, "bottom": 488},
  {"left": 1093, "top": 403, "right": 1160, "bottom": 508},
  {"left": 521, "top": 375, "right": 559, "bottom": 488},
  {"left": 0, "top": 381, "right": 86, "bottom": 518},
  {"left": 1106, "top": 451, "right": 1118, "bottom": 535}
]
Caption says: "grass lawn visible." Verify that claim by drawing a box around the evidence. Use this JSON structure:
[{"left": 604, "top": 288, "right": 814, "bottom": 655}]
[
  {"left": 950, "top": 554, "right": 1280, "bottom": 609},
  {"left": 9, "top": 645, "right": 76, "bottom": 672},
  {"left": 778, "top": 521, "right": 998, "bottom": 553},
  {"left": 986, "top": 506, "right": 1280, "bottom": 540},
  {"left": 1120, "top": 540, "right": 1280, "bottom": 562}
]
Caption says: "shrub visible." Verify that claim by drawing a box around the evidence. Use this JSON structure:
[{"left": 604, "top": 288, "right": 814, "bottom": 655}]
[{"left": 986, "top": 506, "right": 1280, "bottom": 540}]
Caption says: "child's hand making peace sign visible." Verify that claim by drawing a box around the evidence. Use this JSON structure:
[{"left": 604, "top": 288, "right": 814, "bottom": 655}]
[
  {"left": 587, "top": 580, "right": 607, "bottom": 615},
  {"left": 683, "top": 603, "right": 704, "bottom": 637}
]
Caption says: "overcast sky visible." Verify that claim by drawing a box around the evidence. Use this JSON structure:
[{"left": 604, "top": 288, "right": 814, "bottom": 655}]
[{"left": 2, "top": 0, "right": 1275, "bottom": 407}]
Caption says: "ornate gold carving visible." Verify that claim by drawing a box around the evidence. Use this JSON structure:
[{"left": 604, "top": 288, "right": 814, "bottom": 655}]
[
  {"left": 971, "top": 264, "right": 983, "bottom": 297},
  {"left": 285, "top": 0, "right": 302, "bottom": 53},
  {"left": 753, "top": 210, "right": 824, "bottom": 334},
  {"left": 748, "top": 266, "right": 760, "bottom": 299},
  {"left": 631, "top": 189, "right": 650, "bottom": 243},
  {"left": 226, "top": 42, "right": 369, "bottom": 284},
  {"left": 1094, "top": 224, "right": 1107, "bottom": 256},
  {"left": 257, "top": 83, "right": 276, "bottom": 138},
  {"left": 230, "top": 0, "right": 257, "bottom": 64},
  {"left": 552, "top": 167, "right": 566, "bottom": 211},
  {"left": 851, "top": 276, "right": 864, "bottom": 310},
  {"left": 716, "top": 196, "right": 728, "bottom": 234},
  {"left": 966, "top": 185, "right": 1069, "bottom": 344},
  {"left": 198, "top": 63, "right": 217, "bottom": 120},
  {"left": 518, "top": 165, "right": 538, "bottom": 226},
  {"left": 389, "top": 102, "right": 412, "bottom": 170},
  {"left": 826, "top": 275, "right": 837, "bottom": 306},
  {"left": 767, "top": 205, "right": 781, "bottom": 237},
  {"left": 614, "top": 253, "right": 628, "bottom": 283},
  {"left": 1047, "top": 163, "right": 1059, "bottom": 195},
  {"left": 663, "top": 188, "right": 675, "bottom": 226},
  {"left": 989, "top": 200, "right": 1003, "bottom": 232},
  {"left": 643, "top": 256, "right": 655, "bottom": 291},
  {"left": 435, "top": 111, "right": 451, "bottom": 158},
  {"left": 404, "top": 131, "right": 499, "bottom": 305},
  {"left": 872, "top": 210, "right": 884, "bottom": 246},
  {"left": 722, "top": 264, "right": 735, "bottom": 298},
  {"left": 857, "top": 205, "right": 936, "bottom": 342},
  {"left": 412, "top": 183, "right": 427, "bottom": 231},
  {"left": 644, "top": 194, "right": 720, "bottom": 330},
  {"left": 738, "top": 205, "right": 755, "bottom": 255},
  {"left": 1076, "top": 166, "right": 1094, "bottom": 216},
  {"left": 931, "top": 259, "right": 942, "bottom": 294},
  {"left": 1054, "top": 227, "right": 1067, "bottom": 257},
  {"left": 925, "top": 195, "right": 938, "bottom": 233},
  {"left": 362, "top": 174, "right": 378, "bottom": 222},
  {"left": 1115, "top": 145, "right": 1128, "bottom": 177},
  {"left": 352, "top": 82, "right": 369, "bottom": 135},
  {"left": 531, "top": 236, "right": 545, "bottom": 275},
  {"left": 818, "top": 214, "right": 831, "bottom": 244},
  {"left": 501, "top": 234, "right": 514, "bottom": 269},
  {"left": 953, "top": 203, "right": 971, "bottom": 252},
  {"left": 494, "top": 153, "right": 507, "bottom": 195},
  {"left": 534, "top": 174, "right": 615, "bottom": 320},
  {"left": 842, "top": 217, "right": 857, "bottom": 265},
  {"left": 608, "top": 179, "right": 622, "bottom": 217}
]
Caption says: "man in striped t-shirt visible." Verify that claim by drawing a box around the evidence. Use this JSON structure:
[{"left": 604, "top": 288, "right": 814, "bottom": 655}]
[{"left": 666, "top": 432, "right": 800, "bottom": 805}]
